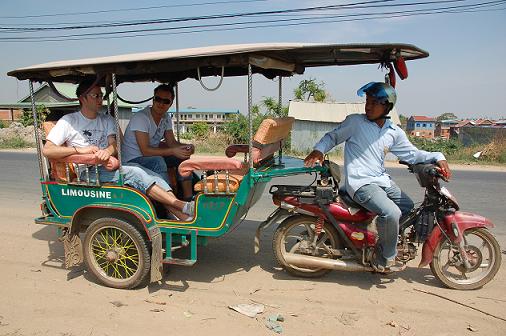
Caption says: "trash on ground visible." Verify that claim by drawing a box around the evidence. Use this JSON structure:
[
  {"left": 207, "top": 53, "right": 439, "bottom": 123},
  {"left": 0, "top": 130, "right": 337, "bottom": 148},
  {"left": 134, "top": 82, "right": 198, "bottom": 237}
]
[
  {"left": 228, "top": 303, "right": 264, "bottom": 318},
  {"left": 110, "top": 301, "right": 127, "bottom": 307},
  {"left": 265, "top": 314, "right": 284, "bottom": 334}
]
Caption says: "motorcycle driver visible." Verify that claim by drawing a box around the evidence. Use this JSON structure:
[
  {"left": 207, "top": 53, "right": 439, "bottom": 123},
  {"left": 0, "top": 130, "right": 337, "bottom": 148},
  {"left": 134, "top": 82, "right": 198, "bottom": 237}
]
[{"left": 304, "top": 82, "right": 452, "bottom": 273}]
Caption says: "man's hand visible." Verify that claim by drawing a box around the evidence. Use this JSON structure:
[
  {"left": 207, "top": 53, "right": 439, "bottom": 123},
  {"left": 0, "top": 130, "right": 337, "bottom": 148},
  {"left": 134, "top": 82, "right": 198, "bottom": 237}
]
[
  {"left": 436, "top": 160, "right": 452, "bottom": 181},
  {"left": 172, "top": 145, "right": 193, "bottom": 159},
  {"left": 94, "top": 149, "right": 111, "bottom": 162},
  {"left": 304, "top": 150, "right": 324, "bottom": 167},
  {"left": 75, "top": 145, "right": 99, "bottom": 155}
]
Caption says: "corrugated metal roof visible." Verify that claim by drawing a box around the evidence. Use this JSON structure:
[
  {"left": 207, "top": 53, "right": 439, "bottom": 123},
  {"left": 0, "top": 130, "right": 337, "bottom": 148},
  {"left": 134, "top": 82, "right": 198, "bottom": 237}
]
[
  {"left": 288, "top": 101, "right": 401, "bottom": 125},
  {"left": 0, "top": 82, "right": 136, "bottom": 109}
]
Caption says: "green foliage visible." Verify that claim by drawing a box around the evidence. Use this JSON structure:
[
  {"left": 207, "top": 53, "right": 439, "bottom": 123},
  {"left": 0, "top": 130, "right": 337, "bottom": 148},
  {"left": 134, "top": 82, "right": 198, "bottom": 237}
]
[
  {"left": 436, "top": 112, "right": 458, "bottom": 121},
  {"left": 294, "top": 78, "right": 327, "bottom": 102},
  {"left": 0, "top": 120, "right": 5, "bottom": 129},
  {"left": 190, "top": 122, "right": 209, "bottom": 139},
  {"left": 20, "top": 105, "right": 48, "bottom": 127},
  {"left": 223, "top": 96, "right": 290, "bottom": 144},
  {"left": 224, "top": 110, "right": 265, "bottom": 143},
  {"left": 409, "top": 137, "right": 463, "bottom": 156},
  {"left": 0, "top": 136, "right": 33, "bottom": 149},
  {"left": 261, "top": 97, "right": 289, "bottom": 117},
  {"left": 179, "top": 132, "right": 193, "bottom": 140}
]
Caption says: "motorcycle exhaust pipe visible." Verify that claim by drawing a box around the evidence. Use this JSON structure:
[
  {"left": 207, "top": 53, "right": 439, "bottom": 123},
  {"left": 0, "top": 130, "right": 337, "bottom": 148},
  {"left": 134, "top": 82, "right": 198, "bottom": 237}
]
[{"left": 284, "top": 253, "right": 372, "bottom": 272}]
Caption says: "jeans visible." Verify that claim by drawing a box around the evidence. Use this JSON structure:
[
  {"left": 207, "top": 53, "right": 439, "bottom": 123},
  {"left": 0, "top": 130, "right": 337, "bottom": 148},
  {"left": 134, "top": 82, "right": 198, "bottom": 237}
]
[
  {"left": 128, "top": 155, "right": 193, "bottom": 185},
  {"left": 353, "top": 181, "right": 414, "bottom": 261},
  {"left": 128, "top": 156, "right": 170, "bottom": 185},
  {"left": 80, "top": 163, "right": 172, "bottom": 194}
]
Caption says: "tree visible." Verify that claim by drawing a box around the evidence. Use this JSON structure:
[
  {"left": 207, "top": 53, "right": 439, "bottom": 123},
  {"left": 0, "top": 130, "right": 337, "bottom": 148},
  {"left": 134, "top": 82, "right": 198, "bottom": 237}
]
[
  {"left": 261, "top": 97, "right": 288, "bottom": 117},
  {"left": 436, "top": 112, "right": 458, "bottom": 121},
  {"left": 224, "top": 105, "right": 265, "bottom": 143},
  {"left": 190, "top": 121, "right": 209, "bottom": 139},
  {"left": 294, "top": 78, "right": 327, "bottom": 102},
  {"left": 20, "top": 104, "right": 48, "bottom": 127},
  {"left": 399, "top": 114, "right": 408, "bottom": 129}
]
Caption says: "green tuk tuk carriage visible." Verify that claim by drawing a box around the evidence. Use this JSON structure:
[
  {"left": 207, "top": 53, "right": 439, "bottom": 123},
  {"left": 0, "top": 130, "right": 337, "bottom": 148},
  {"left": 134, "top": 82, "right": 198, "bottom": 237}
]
[{"left": 7, "top": 43, "right": 428, "bottom": 289}]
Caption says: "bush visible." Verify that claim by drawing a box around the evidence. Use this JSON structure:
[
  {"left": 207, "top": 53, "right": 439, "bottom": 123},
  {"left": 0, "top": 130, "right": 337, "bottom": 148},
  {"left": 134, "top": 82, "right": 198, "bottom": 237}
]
[
  {"left": 224, "top": 112, "right": 265, "bottom": 143},
  {"left": 0, "top": 136, "right": 33, "bottom": 149},
  {"left": 190, "top": 122, "right": 210, "bottom": 139},
  {"left": 409, "top": 137, "right": 463, "bottom": 156},
  {"left": 20, "top": 105, "right": 48, "bottom": 127},
  {"left": 0, "top": 120, "right": 5, "bottom": 129},
  {"left": 193, "top": 132, "right": 229, "bottom": 155}
]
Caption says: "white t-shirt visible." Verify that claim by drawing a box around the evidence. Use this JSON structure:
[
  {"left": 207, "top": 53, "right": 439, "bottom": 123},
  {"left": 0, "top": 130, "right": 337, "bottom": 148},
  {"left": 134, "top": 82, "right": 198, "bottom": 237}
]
[
  {"left": 47, "top": 111, "right": 116, "bottom": 149},
  {"left": 122, "top": 106, "right": 173, "bottom": 162}
]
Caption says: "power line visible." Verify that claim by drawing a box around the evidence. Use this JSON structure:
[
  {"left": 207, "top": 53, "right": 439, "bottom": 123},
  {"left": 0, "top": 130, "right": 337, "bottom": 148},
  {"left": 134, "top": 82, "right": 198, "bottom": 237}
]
[
  {"left": 0, "top": 0, "right": 269, "bottom": 19},
  {"left": 3, "top": 1, "right": 503, "bottom": 39},
  {"left": 0, "top": 0, "right": 503, "bottom": 42},
  {"left": 0, "top": 0, "right": 399, "bottom": 31}
]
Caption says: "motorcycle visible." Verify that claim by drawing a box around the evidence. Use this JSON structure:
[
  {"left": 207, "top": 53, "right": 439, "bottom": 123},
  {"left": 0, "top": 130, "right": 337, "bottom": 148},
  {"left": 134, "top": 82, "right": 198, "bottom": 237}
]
[{"left": 260, "top": 161, "right": 501, "bottom": 290}]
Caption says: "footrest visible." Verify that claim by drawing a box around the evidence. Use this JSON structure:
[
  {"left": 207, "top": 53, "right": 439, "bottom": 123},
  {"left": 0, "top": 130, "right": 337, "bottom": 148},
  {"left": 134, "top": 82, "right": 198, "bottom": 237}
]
[{"left": 163, "top": 258, "right": 197, "bottom": 266}]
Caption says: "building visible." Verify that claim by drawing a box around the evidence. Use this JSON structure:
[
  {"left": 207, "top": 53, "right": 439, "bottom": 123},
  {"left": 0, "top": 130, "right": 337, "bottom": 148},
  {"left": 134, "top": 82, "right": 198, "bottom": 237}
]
[
  {"left": 0, "top": 83, "right": 135, "bottom": 129},
  {"left": 434, "top": 119, "right": 459, "bottom": 140},
  {"left": 406, "top": 116, "right": 435, "bottom": 139},
  {"left": 288, "top": 101, "right": 401, "bottom": 153},
  {"left": 167, "top": 107, "right": 239, "bottom": 134},
  {"left": 492, "top": 120, "right": 506, "bottom": 128}
]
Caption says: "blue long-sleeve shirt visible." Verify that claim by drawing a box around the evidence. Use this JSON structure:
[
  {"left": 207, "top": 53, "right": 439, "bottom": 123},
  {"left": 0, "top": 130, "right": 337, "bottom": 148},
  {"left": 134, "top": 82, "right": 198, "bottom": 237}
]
[{"left": 314, "top": 114, "right": 445, "bottom": 197}]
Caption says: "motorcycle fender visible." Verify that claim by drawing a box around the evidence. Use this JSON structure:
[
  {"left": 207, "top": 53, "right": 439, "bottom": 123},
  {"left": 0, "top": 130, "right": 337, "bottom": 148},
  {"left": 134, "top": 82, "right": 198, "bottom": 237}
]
[
  {"left": 419, "top": 226, "right": 442, "bottom": 268},
  {"left": 254, "top": 208, "right": 291, "bottom": 254},
  {"left": 419, "top": 212, "right": 495, "bottom": 268}
]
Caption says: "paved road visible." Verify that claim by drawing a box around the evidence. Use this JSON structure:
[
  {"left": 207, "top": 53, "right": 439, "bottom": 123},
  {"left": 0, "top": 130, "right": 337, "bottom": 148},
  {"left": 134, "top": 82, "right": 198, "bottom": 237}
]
[
  {"left": 1, "top": 151, "right": 505, "bottom": 239},
  {"left": 1, "top": 151, "right": 505, "bottom": 336}
]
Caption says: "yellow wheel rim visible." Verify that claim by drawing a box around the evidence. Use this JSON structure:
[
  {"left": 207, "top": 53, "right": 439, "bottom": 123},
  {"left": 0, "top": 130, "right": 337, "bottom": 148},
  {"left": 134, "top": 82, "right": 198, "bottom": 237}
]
[{"left": 90, "top": 226, "right": 140, "bottom": 280}]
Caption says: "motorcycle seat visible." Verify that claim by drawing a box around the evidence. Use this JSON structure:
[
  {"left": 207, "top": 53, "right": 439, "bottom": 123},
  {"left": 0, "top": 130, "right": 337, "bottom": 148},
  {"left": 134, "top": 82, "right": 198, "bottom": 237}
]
[{"left": 338, "top": 187, "right": 367, "bottom": 211}]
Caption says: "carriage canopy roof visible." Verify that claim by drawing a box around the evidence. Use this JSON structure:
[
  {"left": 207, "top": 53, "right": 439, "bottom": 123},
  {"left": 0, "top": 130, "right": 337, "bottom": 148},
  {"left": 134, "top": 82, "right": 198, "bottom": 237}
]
[{"left": 8, "top": 42, "right": 428, "bottom": 84}]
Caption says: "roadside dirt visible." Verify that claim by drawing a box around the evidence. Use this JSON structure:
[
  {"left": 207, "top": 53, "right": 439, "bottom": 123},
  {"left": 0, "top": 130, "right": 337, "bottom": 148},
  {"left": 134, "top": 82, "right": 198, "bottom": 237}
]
[{"left": 1, "top": 198, "right": 505, "bottom": 336}]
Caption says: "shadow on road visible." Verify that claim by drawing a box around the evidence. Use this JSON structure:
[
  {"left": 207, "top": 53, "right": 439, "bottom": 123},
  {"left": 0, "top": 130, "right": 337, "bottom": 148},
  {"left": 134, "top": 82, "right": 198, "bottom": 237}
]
[{"left": 30, "top": 219, "right": 445, "bottom": 291}]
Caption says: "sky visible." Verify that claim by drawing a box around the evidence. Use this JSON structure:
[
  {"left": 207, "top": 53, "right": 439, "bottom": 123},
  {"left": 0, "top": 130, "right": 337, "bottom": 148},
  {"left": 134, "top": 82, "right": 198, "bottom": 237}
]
[{"left": 0, "top": 0, "right": 505, "bottom": 119}]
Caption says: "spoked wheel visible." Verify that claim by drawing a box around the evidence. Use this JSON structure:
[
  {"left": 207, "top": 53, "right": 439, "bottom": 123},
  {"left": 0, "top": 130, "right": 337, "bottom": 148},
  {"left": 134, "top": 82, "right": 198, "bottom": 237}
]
[
  {"left": 430, "top": 228, "right": 501, "bottom": 290},
  {"left": 273, "top": 215, "right": 341, "bottom": 278},
  {"left": 83, "top": 217, "right": 150, "bottom": 289}
]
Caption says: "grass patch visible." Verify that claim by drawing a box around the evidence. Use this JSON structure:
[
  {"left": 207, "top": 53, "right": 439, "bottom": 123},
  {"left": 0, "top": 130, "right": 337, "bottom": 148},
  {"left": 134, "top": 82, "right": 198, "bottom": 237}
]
[{"left": 0, "top": 136, "right": 34, "bottom": 149}]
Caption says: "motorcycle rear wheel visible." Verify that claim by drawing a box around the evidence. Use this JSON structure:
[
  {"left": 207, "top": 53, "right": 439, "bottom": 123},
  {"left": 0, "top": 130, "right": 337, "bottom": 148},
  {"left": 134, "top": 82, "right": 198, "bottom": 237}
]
[
  {"left": 273, "top": 215, "right": 340, "bottom": 278},
  {"left": 430, "top": 228, "right": 501, "bottom": 290}
]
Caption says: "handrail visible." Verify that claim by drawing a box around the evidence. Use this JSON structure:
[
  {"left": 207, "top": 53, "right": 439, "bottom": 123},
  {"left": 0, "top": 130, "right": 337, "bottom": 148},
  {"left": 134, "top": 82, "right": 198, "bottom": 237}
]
[{"left": 197, "top": 66, "right": 224, "bottom": 91}]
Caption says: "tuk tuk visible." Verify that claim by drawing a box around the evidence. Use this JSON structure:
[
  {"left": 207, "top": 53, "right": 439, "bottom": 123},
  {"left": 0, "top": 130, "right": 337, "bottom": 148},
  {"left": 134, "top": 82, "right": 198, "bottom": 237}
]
[{"left": 7, "top": 43, "right": 428, "bottom": 289}]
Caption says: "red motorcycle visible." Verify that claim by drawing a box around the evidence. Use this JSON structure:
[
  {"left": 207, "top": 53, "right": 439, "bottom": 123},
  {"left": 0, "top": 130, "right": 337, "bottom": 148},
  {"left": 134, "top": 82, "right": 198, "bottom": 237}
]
[{"left": 259, "top": 161, "right": 501, "bottom": 290}]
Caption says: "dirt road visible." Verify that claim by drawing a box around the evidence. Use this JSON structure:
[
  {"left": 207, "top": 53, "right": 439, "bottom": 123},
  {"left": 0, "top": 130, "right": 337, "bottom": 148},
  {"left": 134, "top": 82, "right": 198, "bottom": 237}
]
[{"left": 0, "top": 152, "right": 505, "bottom": 336}]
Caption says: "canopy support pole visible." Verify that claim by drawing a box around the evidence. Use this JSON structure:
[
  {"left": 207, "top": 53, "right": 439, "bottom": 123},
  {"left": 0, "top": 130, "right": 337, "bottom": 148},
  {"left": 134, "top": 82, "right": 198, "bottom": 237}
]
[
  {"left": 29, "top": 81, "right": 45, "bottom": 180},
  {"left": 278, "top": 76, "right": 283, "bottom": 165},
  {"left": 111, "top": 73, "right": 123, "bottom": 184},
  {"left": 248, "top": 64, "right": 253, "bottom": 170},
  {"left": 175, "top": 82, "right": 180, "bottom": 142}
]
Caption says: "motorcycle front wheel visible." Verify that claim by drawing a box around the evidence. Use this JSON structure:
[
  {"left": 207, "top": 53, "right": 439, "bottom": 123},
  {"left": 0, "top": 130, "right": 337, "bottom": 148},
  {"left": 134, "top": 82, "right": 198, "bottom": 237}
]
[
  {"left": 273, "top": 215, "right": 341, "bottom": 278},
  {"left": 430, "top": 228, "right": 501, "bottom": 290}
]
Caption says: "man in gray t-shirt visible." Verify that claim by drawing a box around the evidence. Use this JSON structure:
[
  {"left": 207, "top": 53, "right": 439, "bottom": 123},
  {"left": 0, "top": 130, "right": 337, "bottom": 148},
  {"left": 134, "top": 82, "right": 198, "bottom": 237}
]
[{"left": 122, "top": 84, "right": 195, "bottom": 200}]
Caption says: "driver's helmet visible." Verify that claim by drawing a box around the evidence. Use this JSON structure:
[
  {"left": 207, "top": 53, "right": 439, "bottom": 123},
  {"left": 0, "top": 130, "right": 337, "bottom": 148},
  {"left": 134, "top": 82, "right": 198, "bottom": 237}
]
[{"left": 357, "top": 82, "right": 397, "bottom": 112}]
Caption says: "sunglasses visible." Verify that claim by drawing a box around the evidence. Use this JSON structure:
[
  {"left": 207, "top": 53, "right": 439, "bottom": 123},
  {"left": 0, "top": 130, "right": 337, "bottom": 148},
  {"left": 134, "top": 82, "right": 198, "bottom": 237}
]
[
  {"left": 154, "top": 96, "right": 172, "bottom": 105},
  {"left": 87, "top": 93, "right": 104, "bottom": 99}
]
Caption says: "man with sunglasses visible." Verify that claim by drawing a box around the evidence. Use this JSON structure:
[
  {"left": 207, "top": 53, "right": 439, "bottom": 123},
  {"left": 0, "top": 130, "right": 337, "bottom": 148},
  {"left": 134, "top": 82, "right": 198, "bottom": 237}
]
[
  {"left": 43, "top": 80, "right": 194, "bottom": 220},
  {"left": 122, "top": 84, "right": 195, "bottom": 201},
  {"left": 304, "top": 82, "right": 452, "bottom": 273}
]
